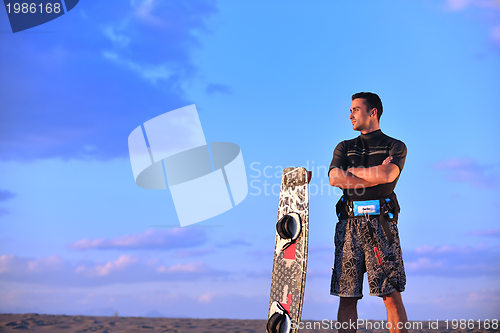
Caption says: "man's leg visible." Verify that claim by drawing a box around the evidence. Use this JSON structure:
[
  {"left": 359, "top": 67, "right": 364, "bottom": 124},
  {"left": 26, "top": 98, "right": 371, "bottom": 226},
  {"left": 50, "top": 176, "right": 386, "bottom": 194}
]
[
  {"left": 382, "top": 290, "right": 408, "bottom": 333},
  {"left": 337, "top": 297, "right": 358, "bottom": 333}
]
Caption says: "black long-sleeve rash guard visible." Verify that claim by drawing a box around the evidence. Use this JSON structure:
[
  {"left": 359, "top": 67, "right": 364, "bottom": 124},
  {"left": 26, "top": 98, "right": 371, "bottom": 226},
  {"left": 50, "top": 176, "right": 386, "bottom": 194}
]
[{"left": 329, "top": 129, "right": 407, "bottom": 200}]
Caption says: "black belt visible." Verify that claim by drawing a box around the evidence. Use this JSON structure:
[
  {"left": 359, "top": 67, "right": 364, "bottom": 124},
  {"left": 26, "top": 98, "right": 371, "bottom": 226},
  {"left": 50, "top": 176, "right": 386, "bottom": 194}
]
[{"left": 336, "top": 192, "right": 400, "bottom": 246}]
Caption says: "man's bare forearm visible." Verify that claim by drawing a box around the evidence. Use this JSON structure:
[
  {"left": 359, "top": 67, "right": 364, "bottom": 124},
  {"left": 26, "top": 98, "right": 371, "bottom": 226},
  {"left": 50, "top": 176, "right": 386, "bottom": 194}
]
[
  {"left": 348, "top": 163, "right": 400, "bottom": 184},
  {"left": 329, "top": 168, "right": 379, "bottom": 189}
]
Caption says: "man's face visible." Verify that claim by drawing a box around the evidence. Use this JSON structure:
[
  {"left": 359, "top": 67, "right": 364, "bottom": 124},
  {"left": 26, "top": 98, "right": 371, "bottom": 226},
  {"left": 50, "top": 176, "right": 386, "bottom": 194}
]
[{"left": 349, "top": 98, "right": 374, "bottom": 132}]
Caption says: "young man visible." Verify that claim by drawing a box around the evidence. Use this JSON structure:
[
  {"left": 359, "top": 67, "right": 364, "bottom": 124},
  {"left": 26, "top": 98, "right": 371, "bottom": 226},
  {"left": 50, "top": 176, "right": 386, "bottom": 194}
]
[{"left": 328, "top": 92, "right": 408, "bottom": 333}]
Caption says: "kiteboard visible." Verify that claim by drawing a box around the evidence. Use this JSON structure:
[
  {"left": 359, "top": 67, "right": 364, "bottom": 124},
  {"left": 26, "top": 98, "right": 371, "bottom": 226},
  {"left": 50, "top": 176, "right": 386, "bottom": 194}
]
[{"left": 267, "top": 167, "right": 311, "bottom": 333}]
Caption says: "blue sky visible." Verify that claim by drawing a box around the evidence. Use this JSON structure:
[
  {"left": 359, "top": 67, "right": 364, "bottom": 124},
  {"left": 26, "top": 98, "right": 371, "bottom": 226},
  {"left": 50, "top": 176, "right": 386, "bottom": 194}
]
[{"left": 1, "top": 0, "right": 499, "bottom": 321}]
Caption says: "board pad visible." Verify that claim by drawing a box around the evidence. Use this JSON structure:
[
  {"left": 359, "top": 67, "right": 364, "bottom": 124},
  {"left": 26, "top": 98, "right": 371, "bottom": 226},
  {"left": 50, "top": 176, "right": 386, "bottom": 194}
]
[{"left": 268, "top": 167, "right": 310, "bottom": 332}]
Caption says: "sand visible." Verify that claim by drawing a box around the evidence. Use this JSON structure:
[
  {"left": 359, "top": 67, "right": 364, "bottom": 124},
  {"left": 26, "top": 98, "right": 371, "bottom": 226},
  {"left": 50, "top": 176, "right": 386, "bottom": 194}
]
[{"left": 1, "top": 313, "right": 498, "bottom": 332}]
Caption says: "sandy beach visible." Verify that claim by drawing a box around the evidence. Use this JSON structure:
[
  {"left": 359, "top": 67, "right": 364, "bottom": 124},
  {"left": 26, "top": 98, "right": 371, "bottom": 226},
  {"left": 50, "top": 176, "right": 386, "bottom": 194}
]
[{"left": 1, "top": 313, "right": 498, "bottom": 333}]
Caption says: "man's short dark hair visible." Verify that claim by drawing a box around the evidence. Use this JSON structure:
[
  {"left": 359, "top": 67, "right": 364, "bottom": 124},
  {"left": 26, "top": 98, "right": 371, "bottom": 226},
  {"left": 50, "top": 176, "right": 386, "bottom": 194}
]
[{"left": 352, "top": 92, "right": 383, "bottom": 121}]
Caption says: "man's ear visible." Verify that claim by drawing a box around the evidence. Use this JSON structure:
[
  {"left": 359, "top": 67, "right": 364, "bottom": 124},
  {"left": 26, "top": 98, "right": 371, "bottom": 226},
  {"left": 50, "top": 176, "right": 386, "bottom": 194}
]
[{"left": 371, "top": 108, "right": 377, "bottom": 118}]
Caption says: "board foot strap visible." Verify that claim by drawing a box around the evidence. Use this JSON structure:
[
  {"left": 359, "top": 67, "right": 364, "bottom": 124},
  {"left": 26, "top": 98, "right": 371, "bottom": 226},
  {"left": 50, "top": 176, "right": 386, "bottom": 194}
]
[{"left": 267, "top": 301, "right": 291, "bottom": 333}]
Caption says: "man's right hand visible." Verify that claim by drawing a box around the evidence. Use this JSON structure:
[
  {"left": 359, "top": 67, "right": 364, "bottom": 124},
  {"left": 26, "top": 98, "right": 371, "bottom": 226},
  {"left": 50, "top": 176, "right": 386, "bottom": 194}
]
[{"left": 382, "top": 156, "right": 393, "bottom": 165}]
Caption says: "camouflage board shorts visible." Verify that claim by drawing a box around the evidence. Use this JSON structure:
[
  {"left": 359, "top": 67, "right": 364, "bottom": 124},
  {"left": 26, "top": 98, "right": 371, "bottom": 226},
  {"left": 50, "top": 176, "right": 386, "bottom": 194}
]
[{"left": 330, "top": 215, "right": 406, "bottom": 298}]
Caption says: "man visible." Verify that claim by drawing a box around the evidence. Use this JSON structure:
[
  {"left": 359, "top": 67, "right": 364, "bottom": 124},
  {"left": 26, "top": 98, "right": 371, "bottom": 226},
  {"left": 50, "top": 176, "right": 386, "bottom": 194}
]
[{"left": 328, "top": 92, "right": 408, "bottom": 333}]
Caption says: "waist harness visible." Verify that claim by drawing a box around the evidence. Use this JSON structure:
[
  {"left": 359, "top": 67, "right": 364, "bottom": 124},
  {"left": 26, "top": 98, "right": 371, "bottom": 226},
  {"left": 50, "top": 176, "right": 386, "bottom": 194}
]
[{"left": 335, "top": 192, "right": 400, "bottom": 246}]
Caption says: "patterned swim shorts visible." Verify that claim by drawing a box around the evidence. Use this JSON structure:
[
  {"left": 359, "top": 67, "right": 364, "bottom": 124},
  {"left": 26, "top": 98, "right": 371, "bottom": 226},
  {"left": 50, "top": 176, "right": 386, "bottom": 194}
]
[{"left": 330, "top": 216, "right": 406, "bottom": 298}]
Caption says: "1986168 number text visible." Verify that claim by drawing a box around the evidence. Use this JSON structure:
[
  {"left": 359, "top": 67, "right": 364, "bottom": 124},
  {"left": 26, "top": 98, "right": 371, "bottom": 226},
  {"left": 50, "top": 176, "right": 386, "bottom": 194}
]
[
  {"left": 5, "top": 3, "right": 61, "bottom": 14},
  {"left": 445, "top": 319, "right": 498, "bottom": 330}
]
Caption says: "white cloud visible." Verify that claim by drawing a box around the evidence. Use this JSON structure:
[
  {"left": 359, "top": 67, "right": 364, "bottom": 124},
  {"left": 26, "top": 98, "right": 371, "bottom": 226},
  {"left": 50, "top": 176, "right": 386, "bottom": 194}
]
[
  {"left": 408, "top": 287, "right": 500, "bottom": 315},
  {"left": 0, "top": 255, "right": 16, "bottom": 274},
  {"left": 173, "top": 248, "right": 215, "bottom": 258},
  {"left": 445, "top": 0, "right": 500, "bottom": 11},
  {"left": 469, "top": 228, "right": 500, "bottom": 237},
  {"left": 102, "top": 51, "right": 173, "bottom": 84},
  {"left": 157, "top": 262, "right": 204, "bottom": 273},
  {"left": 446, "top": 0, "right": 470, "bottom": 10},
  {"left": 434, "top": 158, "right": 500, "bottom": 190},
  {"left": 443, "top": 0, "right": 500, "bottom": 48},
  {"left": 80, "top": 255, "right": 138, "bottom": 276},
  {"left": 67, "top": 228, "right": 207, "bottom": 251},
  {"left": 491, "top": 23, "right": 500, "bottom": 44},
  {"left": 414, "top": 244, "right": 461, "bottom": 254},
  {"left": 130, "top": 0, "right": 165, "bottom": 27},
  {"left": 103, "top": 21, "right": 131, "bottom": 48},
  {"left": 27, "top": 255, "right": 65, "bottom": 273},
  {"left": 0, "top": 254, "right": 225, "bottom": 286},
  {"left": 1, "top": 254, "right": 67, "bottom": 275},
  {"left": 198, "top": 292, "right": 217, "bottom": 303},
  {"left": 406, "top": 257, "right": 444, "bottom": 270},
  {"left": 404, "top": 244, "right": 500, "bottom": 277}
]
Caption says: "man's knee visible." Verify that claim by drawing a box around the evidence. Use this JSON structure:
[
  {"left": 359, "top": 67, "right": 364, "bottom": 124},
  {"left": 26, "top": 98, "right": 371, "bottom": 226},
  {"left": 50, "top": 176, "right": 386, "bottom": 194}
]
[
  {"left": 339, "top": 297, "right": 359, "bottom": 309},
  {"left": 382, "top": 291, "right": 404, "bottom": 308}
]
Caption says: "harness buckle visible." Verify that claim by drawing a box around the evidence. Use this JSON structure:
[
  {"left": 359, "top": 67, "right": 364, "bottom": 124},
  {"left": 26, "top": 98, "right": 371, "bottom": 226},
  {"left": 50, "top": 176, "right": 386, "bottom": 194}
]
[{"left": 381, "top": 199, "right": 395, "bottom": 217}]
